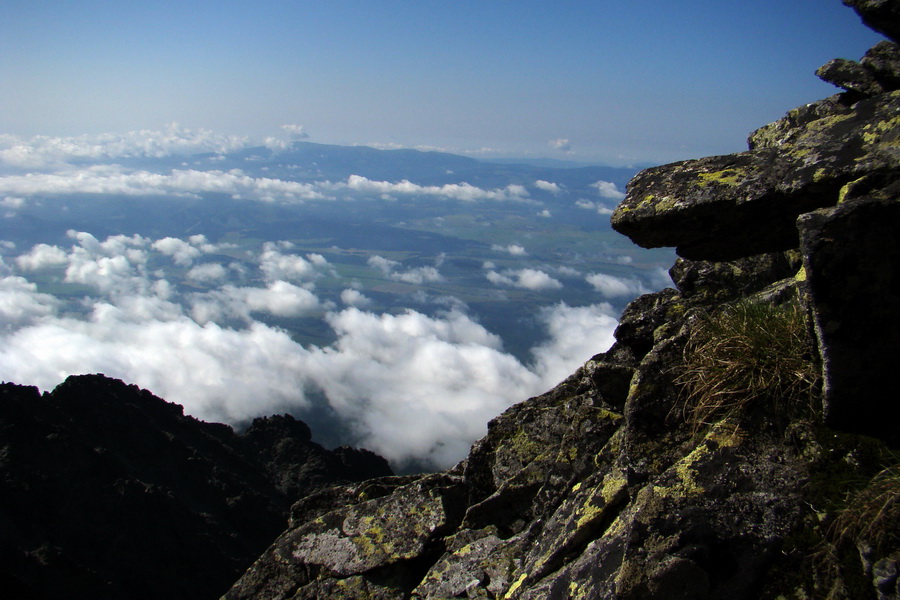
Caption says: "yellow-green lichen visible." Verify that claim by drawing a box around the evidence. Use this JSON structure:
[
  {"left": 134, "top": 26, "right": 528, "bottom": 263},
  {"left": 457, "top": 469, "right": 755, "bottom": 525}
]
[
  {"left": 838, "top": 175, "right": 871, "bottom": 204},
  {"left": 812, "top": 168, "right": 829, "bottom": 183},
  {"left": 696, "top": 169, "right": 743, "bottom": 187},
  {"left": 632, "top": 194, "right": 678, "bottom": 212},
  {"left": 861, "top": 115, "right": 900, "bottom": 146},
  {"left": 652, "top": 195, "right": 680, "bottom": 211},
  {"left": 350, "top": 517, "right": 397, "bottom": 557},
  {"left": 503, "top": 572, "right": 528, "bottom": 599},
  {"left": 568, "top": 579, "right": 591, "bottom": 599},
  {"left": 498, "top": 427, "right": 546, "bottom": 466},
  {"left": 659, "top": 421, "right": 744, "bottom": 497},
  {"left": 795, "top": 266, "right": 807, "bottom": 282},
  {"left": 595, "top": 407, "right": 625, "bottom": 422},
  {"left": 574, "top": 471, "right": 628, "bottom": 530},
  {"left": 806, "top": 112, "right": 854, "bottom": 134}
]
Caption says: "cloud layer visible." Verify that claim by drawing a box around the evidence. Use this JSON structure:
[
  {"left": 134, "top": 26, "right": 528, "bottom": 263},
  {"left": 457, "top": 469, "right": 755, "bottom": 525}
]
[{"left": 0, "top": 232, "right": 622, "bottom": 470}]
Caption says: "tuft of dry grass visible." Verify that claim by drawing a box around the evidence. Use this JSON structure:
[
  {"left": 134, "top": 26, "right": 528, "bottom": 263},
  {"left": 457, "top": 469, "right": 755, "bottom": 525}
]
[
  {"left": 829, "top": 463, "right": 900, "bottom": 557},
  {"left": 675, "top": 299, "right": 820, "bottom": 431},
  {"left": 815, "top": 463, "right": 900, "bottom": 598}
]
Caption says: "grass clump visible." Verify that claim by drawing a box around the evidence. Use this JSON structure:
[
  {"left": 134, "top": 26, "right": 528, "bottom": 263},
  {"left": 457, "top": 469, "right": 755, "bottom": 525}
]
[
  {"left": 829, "top": 463, "right": 900, "bottom": 559},
  {"left": 675, "top": 299, "right": 820, "bottom": 431},
  {"left": 815, "top": 462, "right": 900, "bottom": 598}
]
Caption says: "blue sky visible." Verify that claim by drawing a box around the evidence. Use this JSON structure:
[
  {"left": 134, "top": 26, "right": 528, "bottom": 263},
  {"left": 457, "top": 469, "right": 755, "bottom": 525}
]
[{"left": 0, "top": 0, "right": 885, "bottom": 165}]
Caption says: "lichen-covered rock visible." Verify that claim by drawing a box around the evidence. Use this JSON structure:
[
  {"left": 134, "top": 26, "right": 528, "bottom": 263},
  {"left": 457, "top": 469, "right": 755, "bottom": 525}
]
[
  {"left": 610, "top": 90, "right": 900, "bottom": 260},
  {"left": 815, "top": 41, "right": 900, "bottom": 96},
  {"left": 225, "top": 473, "right": 466, "bottom": 600},
  {"left": 817, "top": 57, "right": 887, "bottom": 96}
]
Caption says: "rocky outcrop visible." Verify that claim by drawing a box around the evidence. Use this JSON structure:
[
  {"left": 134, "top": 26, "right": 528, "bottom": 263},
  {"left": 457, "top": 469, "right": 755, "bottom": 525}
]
[
  {"left": 225, "top": 3, "right": 899, "bottom": 599},
  {"left": 609, "top": 89, "right": 899, "bottom": 261},
  {"left": 0, "top": 374, "right": 392, "bottom": 600},
  {"left": 843, "top": 0, "right": 900, "bottom": 42}
]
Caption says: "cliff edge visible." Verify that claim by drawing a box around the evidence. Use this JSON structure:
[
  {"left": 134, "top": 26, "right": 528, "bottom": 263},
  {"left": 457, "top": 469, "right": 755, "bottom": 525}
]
[{"left": 225, "top": 2, "right": 900, "bottom": 598}]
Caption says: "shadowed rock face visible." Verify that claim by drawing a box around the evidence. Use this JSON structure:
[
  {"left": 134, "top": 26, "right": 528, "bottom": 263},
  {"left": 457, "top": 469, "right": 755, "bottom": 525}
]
[
  {"left": 224, "top": 2, "right": 900, "bottom": 599},
  {"left": 0, "top": 374, "right": 392, "bottom": 600},
  {"left": 799, "top": 192, "right": 900, "bottom": 442},
  {"left": 843, "top": 0, "right": 900, "bottom": 42}
]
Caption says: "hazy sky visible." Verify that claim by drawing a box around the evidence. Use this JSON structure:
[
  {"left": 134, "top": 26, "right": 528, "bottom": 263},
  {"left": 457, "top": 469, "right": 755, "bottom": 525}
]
[{"left": 0, "top": 1, "right": 885, "bottom": 165}]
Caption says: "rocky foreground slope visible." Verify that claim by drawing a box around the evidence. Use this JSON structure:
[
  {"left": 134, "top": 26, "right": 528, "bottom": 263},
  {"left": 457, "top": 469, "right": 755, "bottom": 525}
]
[
  {"left": 224, "top": 2, "right": 900, "bottom": 599},
  {"left": 0, "top": 374, "right": 392, "bottom": 600}
]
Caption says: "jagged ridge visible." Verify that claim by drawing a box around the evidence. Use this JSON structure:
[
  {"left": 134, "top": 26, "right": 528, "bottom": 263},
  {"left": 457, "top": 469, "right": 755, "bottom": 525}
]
[{"left": 0, "top": 374, "right": 392, "bottom": 600}]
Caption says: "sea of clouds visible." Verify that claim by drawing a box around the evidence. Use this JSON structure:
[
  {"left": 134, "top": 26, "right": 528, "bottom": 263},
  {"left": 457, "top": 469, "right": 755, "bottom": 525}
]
[{"left": 0, "top": 126, "right": 664, "bottom": 470}]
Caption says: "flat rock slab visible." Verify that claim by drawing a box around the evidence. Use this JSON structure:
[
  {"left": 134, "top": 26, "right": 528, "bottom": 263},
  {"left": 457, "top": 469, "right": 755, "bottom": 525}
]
[{"left": 611, "top": 91, "right": 900, "bottom": 261}]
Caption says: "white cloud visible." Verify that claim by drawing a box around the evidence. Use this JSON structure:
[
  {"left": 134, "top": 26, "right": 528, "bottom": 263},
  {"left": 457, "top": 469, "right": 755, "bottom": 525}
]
[
  {"left": 340, "top": 288, "right": 373, "bottom": 308},
  {"left": 585, "top": 272, "right": 648, "bottom": 298},
  {"left": 341, "top": 175, "right": 531, "bottom": 203},
  {"left": 153, "top": 237, "right": 201, "bottom": 266},
  {"left": 491, "top": 244, "right": 527, "bottom": 256},
  {"left": 0, "top": 311, "right": 313, "bottom": 424},
  {"left": 188, "top": 234, "right": 223, "bottom": 254},
  {"left": 0, "top": 276, "right": 60, "bottom": 327},
  {"left": 549, "top": 138, "right": 573, "bottom": 153},
  {"left": 281, "top": 124, "right": 310, "bottom": 139},
  {"left": 537, "top": 209, "right": 551, "bottom": 218},
  {"left": 2, "top": 196, "right": 25, "bottom": 211},
  {"left": 393, "top": 266, "right": 444, "bottom": 285},
  {"left": 16, "top": 244, "right": 69, "bottom": 271},
  {"left": 535, "top": 180, "right": 562, "bottom": 194},
  {"left": 368, "top": 255, "right": 400, "bottom": 274},
  {"left": 530, "top": 302, "right": 618, "bottom": 387},
  {"left": 592, "top": 180, "right": 626, "bottom": 200},
  {"left": 575, "top": 199, "right": 614, "bottom": 215},
  {"left": 243, "top": 281, "right": 322, "bottom": 317},
  {"left": 259, "top": 243, "right": 327, "bottom": 283},
  {"left": 0, "top": 125, "right": 251, "bottom": 170},
  {"left": 186, "top": 263, "right": 228, "bottom": 284},
  {"left": 190, "top": 281, "right": 322, "bottom": 323},
  {"left": 555, "top": 265, "right": 581, "bottom": 277},
  {"left": 299, "top": 307, "right": 543, "bottom": 468},
  {"left": 0, "top": 165, "right": 326, "bottom": 204},
  {"left": 486, "top": 268, "right": 563, "bottom": 291},
  {"left": 63, "top": 232, "right": 152, "bottom": 296},
  {"left": 368, "top": 255, "right": 445, "bottom": 284}
]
